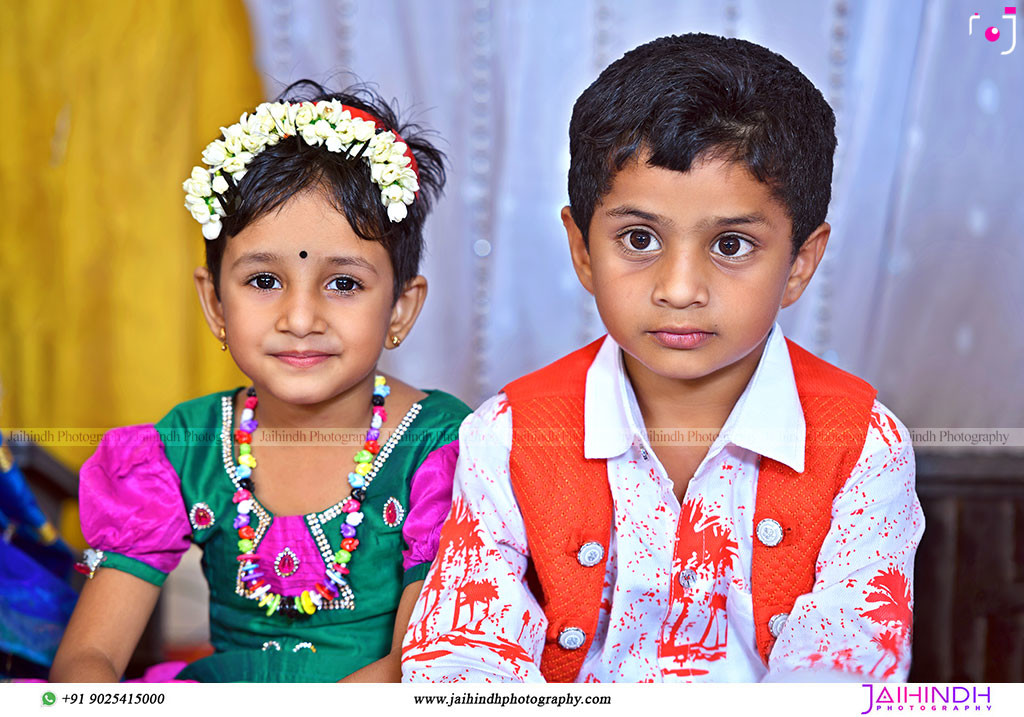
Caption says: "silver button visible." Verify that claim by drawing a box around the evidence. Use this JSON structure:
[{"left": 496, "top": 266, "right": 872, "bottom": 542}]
[
  {"left": 577, "top": 541, "right": 604, "bottom": 567},
  {"left": 677, "top": 568, "right": 697, "bottom": 589},
  {"left": 768, "top": 612, "right": 789, "bottom": 638},
  {"left": 756, "top": 518, "right": 784, "bottom": 547},
  {"left": 558, "top": 627, "right": 587, "bottom": 650}
]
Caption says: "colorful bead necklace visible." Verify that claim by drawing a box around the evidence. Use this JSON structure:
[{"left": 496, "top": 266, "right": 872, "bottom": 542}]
[{"left": 231, "top": 376, "right": 391, "bottom": 618}]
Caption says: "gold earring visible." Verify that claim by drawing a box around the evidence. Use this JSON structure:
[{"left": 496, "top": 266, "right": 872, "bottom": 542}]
[
  {"left": 219, "top": 327, "right": 227, "bottom": 351},
  {"left": 391, "top": 335, "right": 401, "bottom": 347}
]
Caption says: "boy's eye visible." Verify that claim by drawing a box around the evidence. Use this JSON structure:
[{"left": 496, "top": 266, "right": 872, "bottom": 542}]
[
  {"left": 622, "top": 229, "right": 662, "bottom": 253},
  {"left": 711, "top": 234, "right": 754, "bottom": 258},
  {"left": 249, "top": 274, "right": 281, "bottom": 291},
  {"left": 329, "top": 276, "right": 361, "bottom": 293}
]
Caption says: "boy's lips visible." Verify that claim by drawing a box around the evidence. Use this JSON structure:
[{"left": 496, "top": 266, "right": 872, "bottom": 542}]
[
  {"left": 272, "top": 351, "right": 333, "bottom": 368},
  {"left": 649, "top": 329, "right": 714, "bottom": 350}
]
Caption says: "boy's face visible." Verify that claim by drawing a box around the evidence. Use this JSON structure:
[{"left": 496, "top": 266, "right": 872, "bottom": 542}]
[{"left": 564, "top": 156, "right": 828, "bottom": 387}]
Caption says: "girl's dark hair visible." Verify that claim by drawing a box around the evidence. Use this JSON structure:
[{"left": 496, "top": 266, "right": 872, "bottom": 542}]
[
  {"left": 568, "top": 33, "right": 836, "bottom": 254},
  {"left": 204, "top": 80, "right": 446, "bottom": 301}
]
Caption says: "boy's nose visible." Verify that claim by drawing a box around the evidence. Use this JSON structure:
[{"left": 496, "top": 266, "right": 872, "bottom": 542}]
[
  {"left": 651, "top": 246, "right": 710, "bottom": 309},
  {"left": 275, "top": 286, "right": 328, "bottom": 337}
]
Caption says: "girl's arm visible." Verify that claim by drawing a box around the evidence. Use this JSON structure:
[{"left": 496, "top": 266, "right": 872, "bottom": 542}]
[
  {"left": 50, "top": 569, "right": 161, "bottom": 682},
  {"left": 339, "top": 579, "right": 424, "bottom": 683}
]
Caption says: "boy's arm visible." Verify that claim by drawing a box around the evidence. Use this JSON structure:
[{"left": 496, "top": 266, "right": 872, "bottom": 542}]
[
  {"left": 401, "top": 395, "right": 548, "bottom": 683},
  {"left": 763, "top": 401, "right": 924, "bottom": 682}
]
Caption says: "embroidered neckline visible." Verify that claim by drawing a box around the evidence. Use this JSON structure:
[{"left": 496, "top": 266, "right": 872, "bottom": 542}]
[
  {"left": 219, "top": 391, "right": 421, "bottom": 516},
  {"left": 219, "top": 389, "right": 422, "bottom": 612}
]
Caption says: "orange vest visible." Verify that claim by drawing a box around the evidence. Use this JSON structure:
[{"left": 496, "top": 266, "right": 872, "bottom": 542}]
[{"left": 502, "top": 336, "right": 876, "bottom": 682}]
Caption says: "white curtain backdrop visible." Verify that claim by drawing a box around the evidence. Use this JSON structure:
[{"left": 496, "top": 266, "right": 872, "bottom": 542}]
[{"left": 242, "top": 0, "right": 1023, "bottom": 431}]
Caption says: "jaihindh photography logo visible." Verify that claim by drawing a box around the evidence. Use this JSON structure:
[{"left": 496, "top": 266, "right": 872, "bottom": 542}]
[{"left": 860, "top": 685, "right": 993, "bottom": 713}]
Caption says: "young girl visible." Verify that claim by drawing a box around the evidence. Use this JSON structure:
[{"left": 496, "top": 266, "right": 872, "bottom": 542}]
[{"left": 50, "top": 81, "right": 470, "bottom": 682}]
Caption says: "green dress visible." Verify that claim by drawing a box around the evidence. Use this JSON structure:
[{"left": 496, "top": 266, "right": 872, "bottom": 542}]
[{"left": 80, "top": 387, "right": 470, "bottom": 682}]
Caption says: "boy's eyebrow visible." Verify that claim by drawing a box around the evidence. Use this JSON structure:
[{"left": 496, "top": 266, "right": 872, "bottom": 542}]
[
  {"left": 232, "top": 251, "right": 377, "bottom": 274},
  {"left": 606, "top": 205, "right": 676, "bottom": 226},
  {"left": 605, "top": 206, "right": 773, "bottom": 232},
  {"left": 695, "top": 213, "right": 774, "bottom": 231}
]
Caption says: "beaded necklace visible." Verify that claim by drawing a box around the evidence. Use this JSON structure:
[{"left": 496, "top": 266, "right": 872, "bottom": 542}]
[{"left": 230, "top": 376, "right": 390, "bottom": 618}]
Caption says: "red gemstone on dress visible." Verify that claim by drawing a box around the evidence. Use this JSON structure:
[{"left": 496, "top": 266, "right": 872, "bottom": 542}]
[
  {"left": 277, "top": 551, "right": 297, "bottom": 576},
  {"left": 341, "top": 538, "right": 359, "bottom": 551},
  {"left": 238, "top": 526, "right": 256, "bottom": 540},
  {"left": 194, "top": 507, "right": 213, "bottom": 527},
  {"left": 384, "top": 501, "right": 398, "bottom": 526}
]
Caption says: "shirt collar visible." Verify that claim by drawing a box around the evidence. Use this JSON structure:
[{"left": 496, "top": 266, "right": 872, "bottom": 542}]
[{"left": 582, "top": 324, "right": 806, "bottom": 473}]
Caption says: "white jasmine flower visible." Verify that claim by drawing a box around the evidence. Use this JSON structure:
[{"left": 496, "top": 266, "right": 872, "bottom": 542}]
[
  {"left": 223, "top": 151, "right": 253, "bottom": 173},
  {"left": 398, "top": 168, "right": 419, "bottom": 192},
  {"left": 224, "top": 134, "right": 244, "bottom": 156},
  {"left": 293, "top": 102, "right": 316, "bottom": 128},
  {"left": 299, "top": 123, "right": 322, "bottom": 145},
  {"left": 202, "top": 140, "right": 228, "bottom": 167},
  {"left": 187, "top": 200, "right": 212, "bottom": 223},
  {"left": 325, "top": 134, "right": 344, "bottom": 153},
  {"left": 386, "top": 201, "right": 408, "bottom": 222},
  {"left": 268, "top": 103, "right": 294, "bottom": 135},
  {"left": 313, "top": 118, "right": 333, "bottom": 139},
  {"left": 222, "top": 123, "right": 245, "bottom": 141},
  {"left": 352, "top": 118, "right": 375, "bottom": 142},
  {"left": 202, "top": 217, "right": 223, "bottom": 239},
  {"left": 334, "top": 120, "right": 355, "bottom": 145},
  {"left": 212, "top": 173, "right": 229, "bottom": 194},
  {"left": 380, "top": 164, "right": 401, "bottom": 185},
  {"left": 382, "top": 184, "right": 405, "bottom": 203}
]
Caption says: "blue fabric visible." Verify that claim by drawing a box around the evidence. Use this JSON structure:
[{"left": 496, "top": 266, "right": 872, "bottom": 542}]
[{"left": 0, "top": 539, "right": 77, "bottom": 669}]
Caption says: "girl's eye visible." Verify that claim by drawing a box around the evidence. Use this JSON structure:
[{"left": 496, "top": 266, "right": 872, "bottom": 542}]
[
  {"left": 248, "top": 274, "right": 281, "bottom": 291},
  {"left": 621, "top": 229, "right": 662, "bottom": 253},
  {"left": 329, "top": 276, "right": 361, "bottom": 293},
  {"left": 712, "top": 234, "right": 755, "bottom": 259}
]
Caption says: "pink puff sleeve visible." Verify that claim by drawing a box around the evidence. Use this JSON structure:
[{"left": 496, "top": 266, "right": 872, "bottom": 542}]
[
  {"left": 401, "top": 440, "right": 459, "bottom": 581},
  {"left": 79, "top": 424, "right": 192, "bottom": 585}
]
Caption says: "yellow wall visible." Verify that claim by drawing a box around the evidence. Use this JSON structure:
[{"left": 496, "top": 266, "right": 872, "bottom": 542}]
[{"left": 1, "top": 1, "right": 263, "bottom": 468}]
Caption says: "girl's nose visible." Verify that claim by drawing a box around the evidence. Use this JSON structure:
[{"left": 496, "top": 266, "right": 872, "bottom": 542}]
[
  {"left": 275, "top": 286, "right": 328, "bottom": 337},
  {"left": 651, "top": 245, "right": 710, "bottom": 309}
]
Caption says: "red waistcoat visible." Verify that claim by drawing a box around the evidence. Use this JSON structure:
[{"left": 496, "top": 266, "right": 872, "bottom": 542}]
[{"left": 502, "top": 336, "right": 877, "bottom": 682}]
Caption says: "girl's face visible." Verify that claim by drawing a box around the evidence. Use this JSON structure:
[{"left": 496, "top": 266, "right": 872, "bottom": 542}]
[{"left": 203, "top": 190, "right": 411, "bottom": 407}]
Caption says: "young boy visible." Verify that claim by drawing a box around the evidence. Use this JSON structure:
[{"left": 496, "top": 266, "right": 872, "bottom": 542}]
[{"left": 402, "top": 33, "right": 923, "bottom": 682}]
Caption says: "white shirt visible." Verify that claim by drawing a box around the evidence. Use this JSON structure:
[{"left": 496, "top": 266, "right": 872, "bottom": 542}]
[{"left": 402, "top": 325, "right": 923, "bottom": 682}]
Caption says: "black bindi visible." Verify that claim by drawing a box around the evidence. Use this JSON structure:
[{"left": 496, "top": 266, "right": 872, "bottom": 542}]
[{"left": 299, "top": 250, "right": 308, "bottom": 259}]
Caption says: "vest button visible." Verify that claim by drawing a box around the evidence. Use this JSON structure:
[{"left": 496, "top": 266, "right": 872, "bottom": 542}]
[
  {"left": 577, "top": 541, "right": 604, "bottom": 567},
  {"left": 756, "top": 518, "right": 784, "bottom": 547},
  {"left": 677, "top": 568, "right": 697, "bottom": 589},
  {"left": 768, "top": 612, "right": 789, "bottom": 638},
  {"left": 558, "top": 627, "right": 587, "bottom": 650}
]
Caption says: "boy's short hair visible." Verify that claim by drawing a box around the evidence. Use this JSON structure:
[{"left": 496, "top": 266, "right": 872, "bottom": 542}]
[
  {"left": 205, "top": 80, "right": 446, "bottom": 303},
  {"left": 567, "top": 33, "right": 836, "bottom": 253}
]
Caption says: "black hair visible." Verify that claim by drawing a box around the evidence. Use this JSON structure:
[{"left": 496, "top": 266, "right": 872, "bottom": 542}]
[
  {"left": 203, "top": 80, "right": 446, "bottom": 301},
  {"left": 567, "top": 33, "right": 836, "bottom": 253}
]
